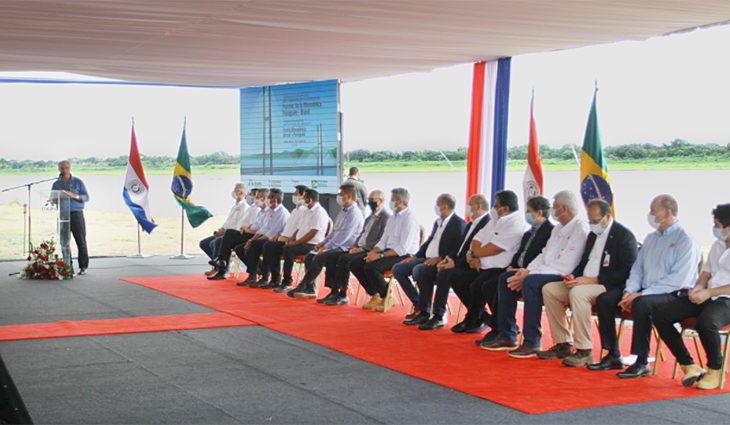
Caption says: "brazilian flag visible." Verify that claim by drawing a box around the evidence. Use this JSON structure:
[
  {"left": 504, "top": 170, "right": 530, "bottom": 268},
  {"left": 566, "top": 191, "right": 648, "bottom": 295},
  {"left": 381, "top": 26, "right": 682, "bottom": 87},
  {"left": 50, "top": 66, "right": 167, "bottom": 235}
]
[
  {"left": 171, "top": 125, "right": 212, "bottom": 228},
  {"left": 580, "top": 87, "right": 615, "bottom": 215}
]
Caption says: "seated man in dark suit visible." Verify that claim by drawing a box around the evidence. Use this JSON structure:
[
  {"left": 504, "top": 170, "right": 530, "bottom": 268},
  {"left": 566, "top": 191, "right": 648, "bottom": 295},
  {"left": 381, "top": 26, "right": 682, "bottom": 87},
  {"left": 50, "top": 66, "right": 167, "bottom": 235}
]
[
  {"left": 392, "top": 193, "right": 466, "bottom": 325},
  {"left": 406, "top": 194, "right": 490, "bottom": 328},
  {"left": 478, "top": 196, "right": 553, "bottom": 346},
  {"left": 539, "top": 199, "right": 638, "bottom": 367}
]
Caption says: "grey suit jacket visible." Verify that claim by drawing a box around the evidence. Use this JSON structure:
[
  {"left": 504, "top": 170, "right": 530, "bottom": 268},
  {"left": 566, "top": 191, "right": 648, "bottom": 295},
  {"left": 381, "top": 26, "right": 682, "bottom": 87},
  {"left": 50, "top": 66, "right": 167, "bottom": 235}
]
[{"left": 358, "top": 209, "right": 391, "bottom": 251}]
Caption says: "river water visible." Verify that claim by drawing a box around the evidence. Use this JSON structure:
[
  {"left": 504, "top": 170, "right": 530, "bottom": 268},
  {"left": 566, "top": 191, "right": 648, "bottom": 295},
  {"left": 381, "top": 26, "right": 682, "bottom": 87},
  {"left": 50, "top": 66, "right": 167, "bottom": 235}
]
[{"left": 1, "top": 169, "right": 727, "bottom": 251}]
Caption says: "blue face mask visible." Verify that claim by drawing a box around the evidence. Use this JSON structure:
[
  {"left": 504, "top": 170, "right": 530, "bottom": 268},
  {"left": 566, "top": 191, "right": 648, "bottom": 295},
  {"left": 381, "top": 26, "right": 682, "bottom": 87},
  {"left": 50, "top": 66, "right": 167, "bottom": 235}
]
[
  {"left": 713, "top": 227, "right": 728, "bottom": 242},
  {"left": 525, "top": 212, "right": 535, "bottom": 226}
]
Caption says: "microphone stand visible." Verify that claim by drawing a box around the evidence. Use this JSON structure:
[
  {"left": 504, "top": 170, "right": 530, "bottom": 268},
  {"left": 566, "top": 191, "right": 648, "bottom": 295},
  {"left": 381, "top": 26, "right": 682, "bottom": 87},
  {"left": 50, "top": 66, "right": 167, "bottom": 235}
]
[{"left": 1, "top": 176, "right": 58, "bottom": 256}]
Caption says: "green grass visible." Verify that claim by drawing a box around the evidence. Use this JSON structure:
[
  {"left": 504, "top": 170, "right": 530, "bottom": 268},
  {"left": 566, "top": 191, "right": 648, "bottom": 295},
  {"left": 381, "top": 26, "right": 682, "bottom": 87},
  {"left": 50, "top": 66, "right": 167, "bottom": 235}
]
[{"left": 1, "top": 157, "right": 728, "bottom": 176}]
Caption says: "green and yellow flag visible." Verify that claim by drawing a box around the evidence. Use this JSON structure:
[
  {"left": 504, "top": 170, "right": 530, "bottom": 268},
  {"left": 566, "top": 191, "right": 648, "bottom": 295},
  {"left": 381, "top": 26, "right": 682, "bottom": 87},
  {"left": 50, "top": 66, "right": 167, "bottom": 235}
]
[
  {"left": 171, "top": 124, "right": 212, "bottom": 228},
  {"left": 580, "top": 87, "right": 615, "bottom": 216}
]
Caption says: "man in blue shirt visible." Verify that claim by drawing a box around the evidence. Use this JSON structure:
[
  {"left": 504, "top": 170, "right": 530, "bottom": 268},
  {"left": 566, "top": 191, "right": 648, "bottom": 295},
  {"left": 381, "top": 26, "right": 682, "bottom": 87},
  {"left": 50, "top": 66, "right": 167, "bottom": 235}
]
[
  {"left": 616, "top": 194, "right": 701, "bottom": 378},
  {"left": 51, "top": 160, "right": 90, "bottom": 274}
]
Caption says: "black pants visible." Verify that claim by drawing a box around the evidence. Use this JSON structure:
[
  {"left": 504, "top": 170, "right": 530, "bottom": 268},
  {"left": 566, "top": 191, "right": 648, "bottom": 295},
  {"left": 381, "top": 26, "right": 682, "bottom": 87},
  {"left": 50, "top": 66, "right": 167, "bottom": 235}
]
[
  {"left": 282, "top": 243, "right": 315, "bottom": 283},
  {"left": 301, "top": 249, "right": 349, "bottom": 290},
  {"left": 418, "top": 266, "right": 454, "bottom": 317},
  {"left": 218, "top": 229, "right": 253, "bottom": 266},
  {"left": 352, "top": 255, "right": 406, "bottom": 298},
  {"left": 594, "top": 288, "right": 625, "bottom": 357},
  {"left": 654, "top": 296, "right": 730, "bottom": 370},
  {"left": 628, "top": 293, "right": 678, "bottom": 363},
  {"left": 335, "top": 251, "right": 368, "bottom": 293},
  {"left": 70, "top": 211, "right": 88, "bottom": 269},
  {"left": 449, "top": 267, "right": 481, "bottom": 319},
  {"left": 464, "top": 268, "right": 506, "bottom": 327},
  {"left": 246, "top": 239, "right": 271, "bottom": 280},
  {"left": 260, "top": 240, "right": 285, "bottom": 281}
]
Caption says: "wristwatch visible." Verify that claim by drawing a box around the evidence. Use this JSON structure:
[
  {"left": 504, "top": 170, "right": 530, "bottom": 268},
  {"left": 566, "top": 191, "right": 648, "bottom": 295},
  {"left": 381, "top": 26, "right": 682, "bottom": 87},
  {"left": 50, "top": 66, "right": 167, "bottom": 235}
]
[{"left": 379, "top": 252, "right": 385, "bottom": 259}]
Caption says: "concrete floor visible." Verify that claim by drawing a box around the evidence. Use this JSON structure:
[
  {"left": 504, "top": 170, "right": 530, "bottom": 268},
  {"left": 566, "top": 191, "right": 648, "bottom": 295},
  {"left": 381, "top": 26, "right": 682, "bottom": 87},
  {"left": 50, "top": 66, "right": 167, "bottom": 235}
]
[{"left": 1, "top": 257, "right": 729, "bottom": 424}]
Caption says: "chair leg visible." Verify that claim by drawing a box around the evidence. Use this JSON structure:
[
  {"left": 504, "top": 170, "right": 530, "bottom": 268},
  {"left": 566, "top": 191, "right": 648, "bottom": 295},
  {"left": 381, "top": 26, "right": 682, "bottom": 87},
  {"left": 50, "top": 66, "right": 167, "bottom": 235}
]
[
  {"left": 692, "top": 333, "right": 706, "bottom": 369},
  {"left": 455, "top": 301, "right": 463, "bottom": 323},
  {"left": 653, "top": 327, "right": 666, "bottom": 362},
  {"left": 617, "top": 318, "right": 626, "bottom": 343},
  {"left": 652, "top": 334, "right": 663, "bottom": 376}
]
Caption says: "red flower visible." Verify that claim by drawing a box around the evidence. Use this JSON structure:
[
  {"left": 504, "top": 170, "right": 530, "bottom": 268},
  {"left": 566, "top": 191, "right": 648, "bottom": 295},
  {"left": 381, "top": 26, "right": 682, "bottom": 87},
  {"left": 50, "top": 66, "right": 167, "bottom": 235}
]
[{"left": 58, "top": 261, "right": 65, "bottom": 267}]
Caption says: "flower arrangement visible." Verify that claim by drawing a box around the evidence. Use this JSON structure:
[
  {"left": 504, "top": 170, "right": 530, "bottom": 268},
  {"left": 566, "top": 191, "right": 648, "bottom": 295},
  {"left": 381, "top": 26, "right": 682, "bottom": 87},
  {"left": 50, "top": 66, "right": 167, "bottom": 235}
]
[{"left": 20, "top": 240, "right": 74, "bottom": 280}]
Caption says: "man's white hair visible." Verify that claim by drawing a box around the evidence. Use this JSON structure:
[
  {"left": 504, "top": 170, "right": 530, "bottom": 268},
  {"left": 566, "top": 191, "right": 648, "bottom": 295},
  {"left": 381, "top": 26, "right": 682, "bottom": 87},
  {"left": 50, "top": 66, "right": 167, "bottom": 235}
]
[
  {"left": 234, "top": 182, "right": 247, "bottom": 192},
  {"left": 553, "top": 190, "right": 580, "bottom": 214}
]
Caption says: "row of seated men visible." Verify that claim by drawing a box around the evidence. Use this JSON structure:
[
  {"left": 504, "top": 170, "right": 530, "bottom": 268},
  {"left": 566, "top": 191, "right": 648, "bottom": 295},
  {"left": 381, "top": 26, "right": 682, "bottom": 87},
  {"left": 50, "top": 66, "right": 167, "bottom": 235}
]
[{"left": 200, "top": 182, "right": 730, "bottom": 390}]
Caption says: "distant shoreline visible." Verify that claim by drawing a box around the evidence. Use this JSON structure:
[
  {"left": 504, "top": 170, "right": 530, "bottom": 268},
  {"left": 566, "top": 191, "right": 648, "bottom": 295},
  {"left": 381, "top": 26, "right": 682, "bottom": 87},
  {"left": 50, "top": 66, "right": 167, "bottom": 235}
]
[{"left": 1, "top": 158, "right": 728, "bottom": 176}]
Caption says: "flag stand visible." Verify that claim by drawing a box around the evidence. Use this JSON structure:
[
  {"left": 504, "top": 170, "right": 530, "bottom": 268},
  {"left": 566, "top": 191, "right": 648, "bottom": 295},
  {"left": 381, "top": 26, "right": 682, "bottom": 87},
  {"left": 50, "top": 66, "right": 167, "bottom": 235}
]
[
  {"left": 170, "top": 207, "right": 193, "bottom": 259},
  {"left": 127, "top": 224, "right": 150, "bottom": 258}
]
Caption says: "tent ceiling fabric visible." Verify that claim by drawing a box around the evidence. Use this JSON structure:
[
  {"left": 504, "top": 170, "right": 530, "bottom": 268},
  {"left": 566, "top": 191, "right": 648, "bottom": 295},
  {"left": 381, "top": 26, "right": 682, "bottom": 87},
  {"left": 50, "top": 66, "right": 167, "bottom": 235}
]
[{"left": 1, "top": 0, "right": 729, "bottom": 87}]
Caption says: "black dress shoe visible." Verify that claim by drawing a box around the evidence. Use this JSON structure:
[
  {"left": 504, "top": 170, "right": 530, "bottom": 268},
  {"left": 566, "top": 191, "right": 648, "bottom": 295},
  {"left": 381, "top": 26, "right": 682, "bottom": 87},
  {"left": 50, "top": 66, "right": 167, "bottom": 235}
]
[
  {"left": 419, "top": 316, "right": 447, "bottom": 330},
  {"left": 450, "top": 320, "right": 470, "bottom": 333},
  {"left": 587, "top": 355, "right": 624, "bottom": 371},
  {"left": 207, "top": 271, "right": 227, "bottom": 280},
  {"left": 317, "top": 291, "right": 337, "bottom": 304},
  {"left": 236, "top": 276, "right": 257, "bottom": 286},
  {"left": 208, "top": 259, "right": 218, "bottom": 267},
  {"left": 463, "top": 321, "right": 489, "bottom": 334},
  {"left": 324, "top": 295, "right": 349, "bottom": 306},
  {"left": 261, "top": 280, "right": 281, "bottom": 289},
  {"left": 273, "top": 285, "right": 291, "bottom": 293},
  {"left": 78, "top": 268, "right": 87, "bottom": 275},
  {"left": 403, "top": 312, "right": 430, "bottom": 326},
  {"left": 617, "top": 363, "right": 651, "bottom": 379},
  {"left": 474, "top": 330, "right": 500, "bottom": 346}
]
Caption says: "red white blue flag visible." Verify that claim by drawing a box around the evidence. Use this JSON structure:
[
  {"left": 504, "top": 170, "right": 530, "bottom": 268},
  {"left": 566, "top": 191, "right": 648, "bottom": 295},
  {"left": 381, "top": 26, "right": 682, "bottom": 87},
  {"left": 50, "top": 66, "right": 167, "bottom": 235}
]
[
  {"left": 523, "top": 90, "right": 544, "bottom": 201},
  {"left": 123, "top": 125, "right": 157, "bottom": 233}
]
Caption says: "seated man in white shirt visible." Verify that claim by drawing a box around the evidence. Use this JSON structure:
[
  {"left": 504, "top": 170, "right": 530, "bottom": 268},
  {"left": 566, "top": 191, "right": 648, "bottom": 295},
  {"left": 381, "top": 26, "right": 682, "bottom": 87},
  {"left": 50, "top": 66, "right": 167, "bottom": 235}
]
[
  {"left": 282, "top": 189, "right": 331, "bottom": 297},
  {"left": 200, "top": 183, "right": 249, "bottom": 275},
  {"left": 245, "top": 185, "right": 308, "bottom": 288},
  {"left": 653, "top": 203, "right": 730, "bottom": 389},
  {"left": 351, "top": 187, "right": 420, "bottom": 313},
  {"left": 445, "top": 190, "right": 527, "bottom": 333},
  {"left": 539, "top": 199, "right": 638, "bottom": 367},
  {"left": 484, "top": 190, "right": 590, "bottom": 358}
]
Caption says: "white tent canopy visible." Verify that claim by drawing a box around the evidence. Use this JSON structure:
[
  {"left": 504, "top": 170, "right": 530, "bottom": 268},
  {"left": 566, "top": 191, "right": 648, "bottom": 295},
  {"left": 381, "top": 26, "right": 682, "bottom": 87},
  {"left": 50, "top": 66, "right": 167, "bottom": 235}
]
[{"left": 1, "top": 0, "right": 729, "bottom": 87}]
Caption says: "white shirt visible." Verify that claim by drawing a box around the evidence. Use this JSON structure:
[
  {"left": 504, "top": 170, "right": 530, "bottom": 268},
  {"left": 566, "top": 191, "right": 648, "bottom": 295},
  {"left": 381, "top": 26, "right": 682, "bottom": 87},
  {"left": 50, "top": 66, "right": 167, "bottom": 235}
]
[
  {"left": 583, "top": 220, "right": 614, "bottom": 278},
  {"left": 425, "top": 212, "right": 454, "bottom": 258},
  {"left": 527, "top": 215, "right": 590, "bottom": 275},
  {"left": 281, "top": 204, "right": 308, "bottom": 238},
  {"left": 220, "top": 200, "right": 248, "bottom": 230},
  {"left": 295, "top": 202, "right": 331, "bottom": 245},
  {"left": 376, "top": 207, "right": 420, "bottom": 256},
  {"left": 237, "top": 203, "right": 260, "bottom": 228},
  {"left": 258, "top": 204, "right": 291, "bottom": 238},
  {"left": 704, "top": 240, "right": 730, "bottom": 300},
  {"left": 472, "top": 211, "right": 528, "bottom": 269}
]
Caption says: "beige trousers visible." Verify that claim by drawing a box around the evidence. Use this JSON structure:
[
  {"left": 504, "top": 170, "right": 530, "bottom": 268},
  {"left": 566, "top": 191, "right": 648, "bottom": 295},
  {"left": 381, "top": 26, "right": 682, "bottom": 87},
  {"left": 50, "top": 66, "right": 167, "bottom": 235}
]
[{"left": 542, "top": 281, "right": 607, "bottom": 350}]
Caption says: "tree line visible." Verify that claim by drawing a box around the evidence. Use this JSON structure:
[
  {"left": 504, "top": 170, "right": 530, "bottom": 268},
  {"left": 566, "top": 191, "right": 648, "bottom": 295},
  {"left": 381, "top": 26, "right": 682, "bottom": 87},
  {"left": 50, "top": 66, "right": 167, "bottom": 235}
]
[{"left": 1, "top": 139, "right": 728, "bottom": 171}]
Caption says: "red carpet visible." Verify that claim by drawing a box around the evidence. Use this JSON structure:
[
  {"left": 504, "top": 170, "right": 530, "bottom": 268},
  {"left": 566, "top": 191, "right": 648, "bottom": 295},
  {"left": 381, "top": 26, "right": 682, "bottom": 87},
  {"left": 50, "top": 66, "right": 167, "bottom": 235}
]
[
  {"left": 0, "top": 312, "right": 253, "bottom": 342},
  {"left": 120, "top": 274, "right": 729, "bottom": 414}
]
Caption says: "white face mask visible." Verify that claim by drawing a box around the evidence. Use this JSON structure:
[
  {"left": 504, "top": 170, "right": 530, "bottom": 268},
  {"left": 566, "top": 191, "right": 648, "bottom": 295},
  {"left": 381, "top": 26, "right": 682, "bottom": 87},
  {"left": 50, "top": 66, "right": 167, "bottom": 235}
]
[
  {"left": 713, "top": 227, "right": 728, "bottom": 242},
  {"left": 590, "top": 222, "right": 606, "bottom": 235},
  {"left": 259, "top": 199, "right": 267, "bottom": 208},
  {"left": 336, "top": 195, "right": 344, "bottom": 207},
  {"left": 433, "top": 205, "right": 441, "bottom": 216},
  {"left": 389, "top": 200, "right": 396, "bottom": 211},
  {"left": 466, "top": 208, "right": 474, "bottom": 219},
  {"left": 647, "top": 212, "right": 660, "bottom": 230},
  {"left": 490, "top": 207, "right": 499, "bottom": 219},
  {"left": 550, "top": 207, "right": 560, "bottom": 221}
]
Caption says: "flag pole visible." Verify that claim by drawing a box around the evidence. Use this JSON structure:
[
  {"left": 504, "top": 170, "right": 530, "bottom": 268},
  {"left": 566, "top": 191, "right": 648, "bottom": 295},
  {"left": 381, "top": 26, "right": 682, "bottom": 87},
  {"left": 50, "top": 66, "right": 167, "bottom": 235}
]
[
  {"left": 170, "top": 206, "right": 192, "bottom": 259},
  {"left": 127, "top": 224, "right": 151, "bottom": 258}
]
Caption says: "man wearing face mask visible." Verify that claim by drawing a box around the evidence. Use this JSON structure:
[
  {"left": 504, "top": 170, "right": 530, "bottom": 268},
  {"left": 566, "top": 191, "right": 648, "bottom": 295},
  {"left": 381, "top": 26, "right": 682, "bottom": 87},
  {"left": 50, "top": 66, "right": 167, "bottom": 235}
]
[
  {"left": 208, "top": 188, "right": 267, "bottom": 280},
  {"left": 391, "top": 193, "right": 465, "bottom": 324},
  {"left": 653, "top": 203, "right": 730, "bottom": 389},
  {"left": 443, "top": 190, "right": 527, "bottom": 333},
  {"left": 222, "top": 188, "right": 289, "bottom": 283},
  {"left": 408, "top": 194, "right": 491, "bottom": 328},
  {"left": 287, "top": 186, "right": 364, "bottom": 299},
  {"left": 484, "top": 190, "right": 590, "bottom": 358},
  {"left": 244, "top": 185, "right": 308, "bottom": 288},
  {"left": 351, "top": 187, "right": 420, "bottom": 312},
  {"left": 200, "top": 183, "right": 250, "bottom": 275},
  {"left": 328, "top": 190, "right": 391, "bottom": 302},
  {"left": 280, "top": 189, "right": 331, "bottom": 296},
  {"left": 478, "top": 196, "right": 553, "bottom": 346},
  {"left": 613, "top": 194, "right": 701, "bottom": 379},
  {"left": 539, "top": 199, "right": 638, "bottom": 367}
]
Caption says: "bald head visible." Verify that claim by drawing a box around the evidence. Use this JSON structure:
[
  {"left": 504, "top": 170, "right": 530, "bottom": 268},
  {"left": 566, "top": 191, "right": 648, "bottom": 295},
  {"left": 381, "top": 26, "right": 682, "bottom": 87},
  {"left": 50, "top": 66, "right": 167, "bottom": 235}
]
[{"left": 649, "top": 194, "right": 679, "bottom": 231}]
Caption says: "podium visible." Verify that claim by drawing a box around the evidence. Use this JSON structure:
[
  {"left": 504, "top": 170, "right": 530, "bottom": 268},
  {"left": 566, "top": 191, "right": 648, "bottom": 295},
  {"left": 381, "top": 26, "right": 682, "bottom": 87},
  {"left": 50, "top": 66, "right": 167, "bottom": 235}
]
[{"left": 44, "top": 190, "right": 72, "bottom": 265}]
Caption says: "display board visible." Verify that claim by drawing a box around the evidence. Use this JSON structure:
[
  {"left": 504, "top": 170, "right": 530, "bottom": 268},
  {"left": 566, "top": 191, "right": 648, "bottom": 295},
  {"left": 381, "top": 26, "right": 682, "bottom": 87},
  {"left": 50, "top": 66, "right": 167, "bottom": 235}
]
[{"left": 240, "top": 79, "right": 341, "bottom": 194}]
